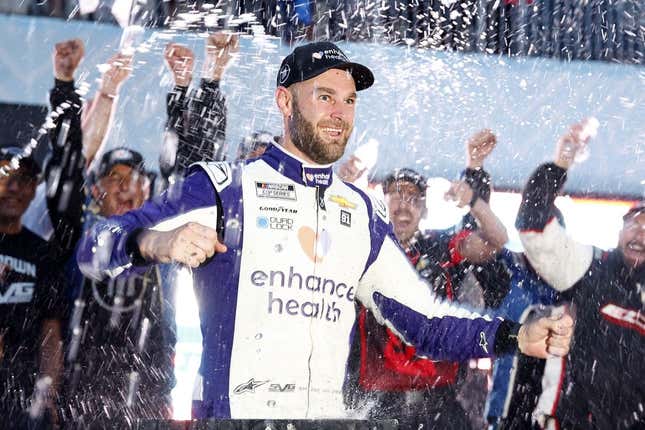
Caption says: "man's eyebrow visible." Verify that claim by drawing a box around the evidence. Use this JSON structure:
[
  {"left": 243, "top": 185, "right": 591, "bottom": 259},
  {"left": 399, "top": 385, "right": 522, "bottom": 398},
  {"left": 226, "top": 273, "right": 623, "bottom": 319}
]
[
  {"left": 314, "top": 87, "right": 357, "bottom": 99},
  {"left": 314, "top": 86, "right": 337, "bottom": 95}
]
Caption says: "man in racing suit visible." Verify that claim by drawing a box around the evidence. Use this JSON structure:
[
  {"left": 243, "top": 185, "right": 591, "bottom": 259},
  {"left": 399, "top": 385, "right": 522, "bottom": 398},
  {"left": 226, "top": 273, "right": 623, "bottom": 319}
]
[
  {"left": 516, "top": 120, "right": 644, "bottom": 429},
  {"left": 76, "top": 41, "right": 573, "bottom": 420}
]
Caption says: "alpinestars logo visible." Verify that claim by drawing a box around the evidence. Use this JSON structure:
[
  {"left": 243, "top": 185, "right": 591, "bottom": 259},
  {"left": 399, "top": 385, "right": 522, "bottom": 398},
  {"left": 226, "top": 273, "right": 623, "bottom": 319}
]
[
  {"left": 233, "top": 378, "right": 269, "bottom": 394},
  {"left": 479, "top": 331, "right": 489, "bottom": 353}
]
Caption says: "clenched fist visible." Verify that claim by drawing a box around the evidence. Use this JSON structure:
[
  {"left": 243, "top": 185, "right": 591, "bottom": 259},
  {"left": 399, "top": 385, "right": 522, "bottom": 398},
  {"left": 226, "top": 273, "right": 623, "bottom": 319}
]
[
  {"left": 518, "top": 313, "right": 574, "bottom": 359},
  {"left": 137, "top": 222, "right": 227, "bottom": 268},
  {"left": 204, "top": 32, "right": 239, "bottom": 81},
  {"left": 53, "top": 39, "right": 84, "bottom": 82},
  {"left": 164, "top": 43, "right": 195, "bottom": 87},
  {"left": 466, "top": 129, "right": 496, "bottom": 169},
  {"left": 554, "top": 119, "right": 593, "bottom": 170},
  {"left": 99, "top": 52, "right": 133, "bottom": 97}
]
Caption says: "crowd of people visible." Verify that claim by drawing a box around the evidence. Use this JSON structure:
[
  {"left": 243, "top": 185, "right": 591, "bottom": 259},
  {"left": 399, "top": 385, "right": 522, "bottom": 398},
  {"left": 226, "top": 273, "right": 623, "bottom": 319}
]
[
  {"left": 2, "top": 0, "right": 642, "bottom": 64},
  {"left": 0, "top": 31, "right": 642, "bottom": 430}
]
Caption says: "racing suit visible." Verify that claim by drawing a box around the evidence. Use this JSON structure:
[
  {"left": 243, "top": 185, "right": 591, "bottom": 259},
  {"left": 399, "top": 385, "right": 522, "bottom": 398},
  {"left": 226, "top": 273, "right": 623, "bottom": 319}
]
[
  {"left": 516, "top": 162, "right": 644, "bottom": 429},
  {"left": 77, "top": 143, "right": 521, "bottom": 419}
]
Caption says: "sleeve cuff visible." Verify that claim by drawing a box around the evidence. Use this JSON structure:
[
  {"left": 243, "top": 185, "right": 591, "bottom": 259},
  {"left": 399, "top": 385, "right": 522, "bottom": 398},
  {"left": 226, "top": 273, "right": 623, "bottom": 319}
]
[
  {"left": 54, "top": 78, "right": 76, "bottom": 91},
  {"left": 493, "top": 320, "right": 521, "bottom": 355},
  {"left": 200, "top": 78, "right": 221, "bottom": 90},
  {"left": 125, "top": 228, "right": 147, "bottom": 266},
  {"left": 461, "top": 167, "right": 492, "bottom": 203}
]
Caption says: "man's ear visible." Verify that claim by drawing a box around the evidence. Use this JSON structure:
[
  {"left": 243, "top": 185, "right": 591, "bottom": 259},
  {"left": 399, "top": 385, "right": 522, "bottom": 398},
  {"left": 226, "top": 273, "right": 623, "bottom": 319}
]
[{"left": 275, "top": 86, "right": 293, "bottom": 118}]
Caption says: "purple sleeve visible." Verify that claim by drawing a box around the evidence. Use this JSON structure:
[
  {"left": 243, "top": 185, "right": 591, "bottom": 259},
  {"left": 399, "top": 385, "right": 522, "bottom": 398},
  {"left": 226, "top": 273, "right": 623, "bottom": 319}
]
[
  {"left": 76, "top": 168, "right": 217, "bottom": 280},
  {"left": 372, "top": 291, "right": 505, "bottom": 361}
]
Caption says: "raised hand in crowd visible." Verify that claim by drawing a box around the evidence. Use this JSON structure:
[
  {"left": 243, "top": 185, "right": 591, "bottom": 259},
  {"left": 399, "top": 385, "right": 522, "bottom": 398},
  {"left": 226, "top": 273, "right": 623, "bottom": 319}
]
[
  {"left": 162, "top": 33, "right": 234, "bottom": 179},
  {"left": 466, "top": 128, "right": 496, "bottom": 169},
  {"left": 203, "top": 32, "right": 239, "bottom": 81},
  {"left": 53, "top": 38, "right": 84, "bottom": 82},
  {"left": 98, "top": 52, "right": 132, "bottom": 97},
  {"left": 164, "top": 43, "right": 195, "bottom": 87},
  {"left": 443, "top": 130, "right": 508, "bottom": 263},
  {"left": 84, "top": 52, "right": 133, "bottom": 167},
  {"left": 554, "top": 119, "right": 593, "bottom": 170}
]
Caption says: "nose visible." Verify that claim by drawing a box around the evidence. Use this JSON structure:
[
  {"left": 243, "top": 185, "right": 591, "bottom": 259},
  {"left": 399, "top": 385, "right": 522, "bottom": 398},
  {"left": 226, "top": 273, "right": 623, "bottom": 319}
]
[
  {"left": 118, "top": 177, "right": 132, "bottom": 192},
  {"left": 330, "top": 100, "right": 352, "bottom": 123},
  {"left": 6, "top": 176, "right": 22, "bottom": 192}
]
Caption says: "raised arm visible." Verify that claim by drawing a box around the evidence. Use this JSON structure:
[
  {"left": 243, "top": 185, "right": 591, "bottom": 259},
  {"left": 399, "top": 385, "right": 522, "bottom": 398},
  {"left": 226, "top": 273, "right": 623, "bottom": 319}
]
[
  {"left": 516, "top": 121, "right": 594, "bottom": 291},
  {"left": 442, "top": 130, "right": 508, "bottom": 263},
  {"left": 161, "top": 34, "right": 237, "bottom": 181},
  {"left": 355, "top": 195, "right": 572, "bottom": 362},
  {"left": 83, "top": 52, "right": 133, "bottom": 168},
  {"left": 47, "top": 39, "right": 87, "bottom": 261}
]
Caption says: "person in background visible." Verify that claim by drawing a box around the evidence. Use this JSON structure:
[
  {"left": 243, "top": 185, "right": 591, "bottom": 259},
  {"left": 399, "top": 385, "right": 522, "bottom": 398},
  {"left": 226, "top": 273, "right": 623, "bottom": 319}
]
[
  {"left": 44, "top": 41, "right": 176, "bottom": 425},
  {"left": 23, "top": 38, "right": 132, "bottom": 240},
  {"left": 236, "top": 130, "right": 275, "bottom": 160},
  {"left": 480, "top": 214, "right": 566, "bottom": 429},
  {"left": 0, "top": 147, "right": 66, "bottom": 428},
  {"left": 62, "top": 146, "right": 176, "bottom": 426},
  {"left": 515, "top": 120, "right": 644, "bottom": 429},
  {"left": 344, "top": 129, "right": 508, "bottom": 428},
  {"left": 161, "top": 32, "right": 238, "bottom": 184},
  {"left": 0, "top": 37, "right": 96, "bottom": 427}
]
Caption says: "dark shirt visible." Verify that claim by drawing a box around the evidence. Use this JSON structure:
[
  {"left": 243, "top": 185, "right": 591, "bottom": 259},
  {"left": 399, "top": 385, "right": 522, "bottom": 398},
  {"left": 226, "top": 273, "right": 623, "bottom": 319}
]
[{"left": 0, "top": 228, "right": 64, "bottom": 398}]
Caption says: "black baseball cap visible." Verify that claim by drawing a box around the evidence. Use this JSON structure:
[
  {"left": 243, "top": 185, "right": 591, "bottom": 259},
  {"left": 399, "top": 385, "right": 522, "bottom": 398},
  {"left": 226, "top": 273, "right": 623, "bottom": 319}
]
[
  {"left": 383, "top": 168, "right": 428, "bottom": 195},
  {"left": 276, "top": 41, "right": 374, "bottom": 91},
  {"left": 96, "top": 147, "right": 145, "bottom": 178},
  {"left": 623, "top": 200, "right": 645, "bottom": 221},
  {"left": 0, "top": 146, "right": 41, "bottom": 177}
]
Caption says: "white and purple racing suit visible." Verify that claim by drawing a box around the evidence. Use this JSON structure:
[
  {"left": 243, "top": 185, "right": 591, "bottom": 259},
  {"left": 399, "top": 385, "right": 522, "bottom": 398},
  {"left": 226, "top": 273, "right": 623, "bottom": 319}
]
[{"left": 77, "top": 143, "right": 519, "bottom": 419}]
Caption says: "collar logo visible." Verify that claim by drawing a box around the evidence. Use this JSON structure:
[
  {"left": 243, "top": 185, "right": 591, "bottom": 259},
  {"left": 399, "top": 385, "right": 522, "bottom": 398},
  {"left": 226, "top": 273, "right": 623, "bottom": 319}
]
[
  {"left": 329, "top": 195, "right": 357, "bottom": 210},
  {"left": 303, "top": 169, "right": 331, "bottom": 187},
  {"left": 298, "top": 226, "right": 332, "bottom": 263},
  {"left": 279, "top": 65, "right": 290, "bottom": 84}
]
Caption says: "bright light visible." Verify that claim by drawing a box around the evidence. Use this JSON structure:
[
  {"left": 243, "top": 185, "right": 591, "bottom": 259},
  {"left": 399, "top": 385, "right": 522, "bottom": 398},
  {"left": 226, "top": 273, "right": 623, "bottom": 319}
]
[
  {"left": 421, "top": 187, "right": 633, "bottom": 252},
  {"left": 171, "top": 267, "right": 203, "bottom": 420}
]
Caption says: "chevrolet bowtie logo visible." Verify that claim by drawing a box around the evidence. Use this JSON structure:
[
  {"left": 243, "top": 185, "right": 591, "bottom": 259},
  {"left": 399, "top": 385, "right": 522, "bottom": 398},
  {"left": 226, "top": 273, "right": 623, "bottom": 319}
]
[
  {"left": 329, "top": 195, "right": 357, "bottom": 209},
  {"left": 233, "top": 378, "right": 269, "bottom": 395}
]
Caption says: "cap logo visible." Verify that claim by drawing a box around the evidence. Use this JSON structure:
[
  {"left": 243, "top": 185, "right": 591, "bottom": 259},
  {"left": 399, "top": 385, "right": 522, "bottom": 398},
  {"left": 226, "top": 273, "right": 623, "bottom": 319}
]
[
  {"left": 111, "top": 149, "right": 133, "bottom": 161},
  {"left": 312, "top": 52, "right": 323, "bottom": 60},
  {"left": 279, "top": 65, "right": 290, "bottom": 84}
]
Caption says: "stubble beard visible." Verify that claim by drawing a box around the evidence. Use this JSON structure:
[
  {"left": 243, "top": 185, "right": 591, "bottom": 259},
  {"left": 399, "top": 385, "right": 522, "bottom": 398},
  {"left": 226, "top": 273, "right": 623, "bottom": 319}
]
[{"left": 288, "top": 97, "right": 351, "bottom": 165}]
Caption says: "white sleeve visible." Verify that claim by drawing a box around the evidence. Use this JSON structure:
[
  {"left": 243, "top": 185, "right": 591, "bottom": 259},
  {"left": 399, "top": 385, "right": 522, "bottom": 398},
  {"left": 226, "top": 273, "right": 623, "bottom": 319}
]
[
  {"left": 519, "top": 218, "right": 593, "bottom": 291},
  {"left": 355, "top": 233, "right": 503, "bottom": 361}
]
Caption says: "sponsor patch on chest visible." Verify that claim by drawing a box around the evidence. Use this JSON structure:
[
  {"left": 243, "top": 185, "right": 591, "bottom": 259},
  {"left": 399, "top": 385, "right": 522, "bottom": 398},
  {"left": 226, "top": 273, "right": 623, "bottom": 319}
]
[{"left": 256, "top": 182, "right": 297, "bottom": 200}]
